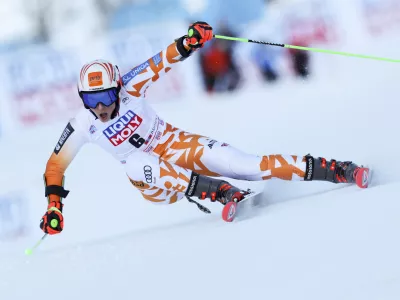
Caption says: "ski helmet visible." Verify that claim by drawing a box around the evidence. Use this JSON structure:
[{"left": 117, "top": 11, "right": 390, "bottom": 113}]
[{"left": 78, "top": 59, "right": 122, "bottom": 110}]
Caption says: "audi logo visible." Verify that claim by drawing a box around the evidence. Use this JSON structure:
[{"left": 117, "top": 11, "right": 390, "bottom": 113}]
[{"left": 143, "top": 165, "right": 153, "bottom": 183}]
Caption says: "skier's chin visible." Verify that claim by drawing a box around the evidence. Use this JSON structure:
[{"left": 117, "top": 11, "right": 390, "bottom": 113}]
[{"left": 98, "top": 112, "right": 110, "bottom": 122}]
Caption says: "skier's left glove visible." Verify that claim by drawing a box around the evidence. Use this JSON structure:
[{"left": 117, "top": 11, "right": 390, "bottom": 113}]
[
  {"left": 185, "top": 21, "right": 213, "bottom": 49},
  {"left": 40, "top": 201, "right": 64, "bottom": 235}
]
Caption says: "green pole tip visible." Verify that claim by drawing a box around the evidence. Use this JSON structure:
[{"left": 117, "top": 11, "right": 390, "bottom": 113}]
[{"left": 25, "top": 248, "right": 33, "bottom": 256}]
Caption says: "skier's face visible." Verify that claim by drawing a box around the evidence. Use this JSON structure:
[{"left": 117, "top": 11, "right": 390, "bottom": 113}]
[{"left": 91, "top": 102, "right": 116, "bottom": 122}]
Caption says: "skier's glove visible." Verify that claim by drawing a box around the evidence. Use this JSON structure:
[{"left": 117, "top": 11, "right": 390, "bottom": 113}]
[
  {"left": 185, "top": 21, "right": 213, "bottom": 49},
  {"left": 40, "top": 201, "right": 64, "bottom": 235}
]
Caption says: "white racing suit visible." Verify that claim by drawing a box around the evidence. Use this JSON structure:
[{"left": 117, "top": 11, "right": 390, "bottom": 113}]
[{"left": 44, "top": 38, "right": 307, "bottom": 205}]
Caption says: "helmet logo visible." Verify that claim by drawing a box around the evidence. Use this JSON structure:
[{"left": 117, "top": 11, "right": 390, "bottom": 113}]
[{"left": 88, "top": 71, "right": 103, "bottom": 87}]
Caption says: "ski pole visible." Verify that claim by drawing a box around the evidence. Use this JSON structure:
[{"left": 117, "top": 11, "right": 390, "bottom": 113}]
[
  {"left": 25, "top": 233, "right": 48, "bottom": 255},
  {"left": 213, "top": 34, "right": 400, "bottom": 63}
]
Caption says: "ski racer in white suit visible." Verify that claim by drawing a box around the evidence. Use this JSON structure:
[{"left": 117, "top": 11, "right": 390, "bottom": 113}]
[{"left": 40, "top": 21, "right": 367, "bottom": 234}]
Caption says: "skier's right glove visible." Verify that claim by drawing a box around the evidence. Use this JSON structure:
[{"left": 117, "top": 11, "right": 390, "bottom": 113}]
[{"left": 40, "top": 201, "right": 64, "bottom": 235}]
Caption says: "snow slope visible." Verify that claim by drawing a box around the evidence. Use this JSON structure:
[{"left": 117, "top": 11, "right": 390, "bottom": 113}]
[
  {"left": 1, "top": 33, "right": 400, "bottom": 300},
  {"left": 4, "top": 182, "right": 400, "bottom": 300}
]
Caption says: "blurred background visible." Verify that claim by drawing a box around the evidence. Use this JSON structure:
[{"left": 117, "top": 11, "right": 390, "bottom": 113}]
[
  {"left": 0, "top": 0, "right": 400, "bottom": 273},
  {"left": 1, "top": 0, "right": 397, "bottom": 131}
]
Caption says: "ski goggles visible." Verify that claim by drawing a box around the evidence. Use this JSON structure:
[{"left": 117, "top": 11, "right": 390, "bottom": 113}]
[{"left": 80, "top": 88, "right": 119, "bottom": 109}]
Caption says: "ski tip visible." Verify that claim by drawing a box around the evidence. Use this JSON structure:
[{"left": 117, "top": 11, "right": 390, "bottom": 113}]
[
  {"left": 222, "top": 202, "right": 237, "bottom": 222},
  {"left": 356, "top": 167, "right": 370, "bottom": 188}
]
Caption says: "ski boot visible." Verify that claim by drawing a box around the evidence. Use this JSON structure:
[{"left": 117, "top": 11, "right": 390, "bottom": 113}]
[
  {"left": 304, "top": 155, "right": 370, "bottom": 188},
  {"left": 184, "top": 172, "right": 251, "bottom": 222},
  {"left": 185, "top": 172, "right": 247, "bottom": 205}
]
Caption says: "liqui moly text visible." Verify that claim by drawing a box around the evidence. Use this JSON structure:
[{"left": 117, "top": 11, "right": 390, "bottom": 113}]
[{"left": 103, "top": 110, "right": 143, "bottom": 146}]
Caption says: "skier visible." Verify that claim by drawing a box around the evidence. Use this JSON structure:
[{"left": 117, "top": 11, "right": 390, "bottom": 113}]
[{"left": 40, "top": 21, "right": 369, "bottom": 234}]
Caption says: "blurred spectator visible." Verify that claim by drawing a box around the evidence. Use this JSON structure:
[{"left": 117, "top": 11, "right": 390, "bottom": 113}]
[
  {"left": 199, "top": 22, "right": 241, "bottom": 93},
  {"left": 283, "top": 0, "right": 339, "bottom": 79},
  {"left": 250, "top": 42, "right": 280, "bottom": 82},
  {"left": 245, "top": 9, "right": 283, "bottom": 84},
  {"left": 287, "top": 39, "right": 310, "bottom": 78}
]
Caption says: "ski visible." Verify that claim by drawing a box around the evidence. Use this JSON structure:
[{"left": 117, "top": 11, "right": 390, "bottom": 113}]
[
  {"left": 221, "top": 167, "right": 372, "bottom": 222},
  {"left": 355, "top": 167, "right": 371, "bottom": 188},
  {"left": 221, "top": 190, "right": 261, "bottom": 222}
]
